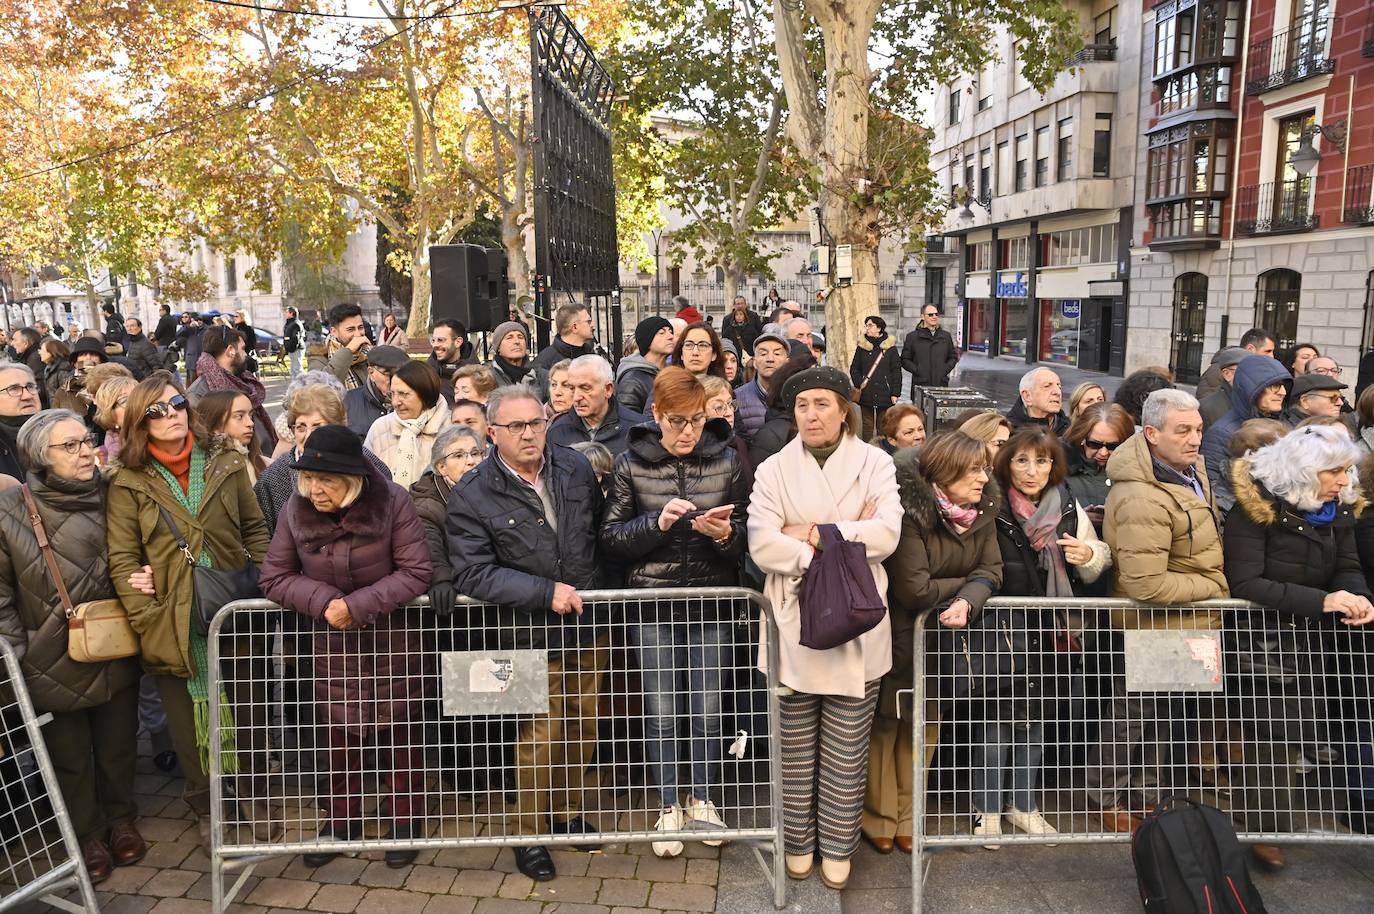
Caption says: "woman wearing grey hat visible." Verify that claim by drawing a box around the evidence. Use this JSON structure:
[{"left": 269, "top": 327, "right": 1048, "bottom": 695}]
[
  {"left": 487, "top": 321, "right": 550, "bottom": 402},
  {"left": 746, "top": 365, "right": 903, "bottom": 891}
]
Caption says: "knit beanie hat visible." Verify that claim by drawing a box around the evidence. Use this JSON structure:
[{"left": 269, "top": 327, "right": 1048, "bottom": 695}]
[
  {"left": 634, "top": 316, "right": 673, "bottom": 356},
  {"left": 491, "top": 321, "right": 528, "bottom": 357}
]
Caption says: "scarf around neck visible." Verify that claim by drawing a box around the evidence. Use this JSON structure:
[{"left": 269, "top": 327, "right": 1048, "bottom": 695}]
[
  {"left": 390, "top": 403, "right": 444, "bottom": 488},
  {"left": 193, "top": 353, "right": 278, "bottom": 450},
  {"left": 1009, "top": 485, "right": 1074, "bottom": 597},
  {"left": 1303, "top": 500, "right": 1338, "bottom": 526},
  {"left": 498, "top": 356, "right": 530, "bottom": 383},
  {"left": 933, "top": 484, "right": 979, "bottom": 529}
]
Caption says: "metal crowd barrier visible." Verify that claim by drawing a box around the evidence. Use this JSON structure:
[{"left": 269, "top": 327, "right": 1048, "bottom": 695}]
[
  {"left": 206, "top": 587, "right": 784, "bottom": 913},
  {"left": 0, "top": 639, "right": 99, "bottom": 913},
  {"left": 910, "top": 598, "right": 1374, "bottom": 914}
]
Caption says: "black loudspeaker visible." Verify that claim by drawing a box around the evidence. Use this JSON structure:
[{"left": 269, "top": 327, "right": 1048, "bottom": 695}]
[{"left": 430, "top": 244, "right": 509, "bottom": 332}]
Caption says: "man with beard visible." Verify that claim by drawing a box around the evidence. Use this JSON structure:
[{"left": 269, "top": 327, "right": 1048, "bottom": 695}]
[
  {"left": 187, "top": 325, "right": 278, "bottom": 452},
  {"left": 428, "top": 319, "right": 475, "bottom": 403}
]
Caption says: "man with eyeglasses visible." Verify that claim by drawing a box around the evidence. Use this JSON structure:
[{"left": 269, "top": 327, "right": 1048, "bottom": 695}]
[
  {"left": 0, "top": 364, "right": 42, "bottom": 480},
  {"left": 344, "top": 345, "right": 409, "bottom": 438},
  {"left": 446, "top": 385, "right": 608, "bottom": 883},
  {"left": 546, "top": 355, "right": 646, "bottom": 457},
  {"left": 900, "top": 305, "right": 959, "bottom": 398},
  {"left": 427, "top": 319, "right": 475, "bottom": 404},
  {"left": 534, "top": 304, "right": 596, "bottom": 371},
  {"left": 1284, "top": 374, "right": 1348, "bottom": 425}
]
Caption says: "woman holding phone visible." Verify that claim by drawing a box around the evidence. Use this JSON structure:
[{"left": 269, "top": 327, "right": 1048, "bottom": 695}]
[{"left": 600, "top": 367, "right": 749, "bottom": 859}]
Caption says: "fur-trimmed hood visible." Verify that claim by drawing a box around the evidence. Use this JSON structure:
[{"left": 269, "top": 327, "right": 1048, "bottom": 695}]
[
  {"left": 289, "top": 462, "right": 397, "bottom": 546},
  {"left": 1230, "top": 455, "right": 1365, "bottom": 527},
  {"left": 894, "top": 447, "right": 1000, "bottom": 532},
  {"left": 856, "top": 333, "right": 895, "bottom": 353}
]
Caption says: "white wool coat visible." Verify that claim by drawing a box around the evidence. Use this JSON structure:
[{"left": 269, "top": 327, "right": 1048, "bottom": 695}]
[{"left": 746, "top": 433, "right": 903, "bottom": 698}]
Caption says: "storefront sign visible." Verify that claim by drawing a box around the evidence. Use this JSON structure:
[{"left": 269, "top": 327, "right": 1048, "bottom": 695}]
[
  {"left": 1061, "top": 299, "right": 1081, "bottom": 319},
  {"left": 996, "top": 271, "right": 1028, "bottom": 298}
]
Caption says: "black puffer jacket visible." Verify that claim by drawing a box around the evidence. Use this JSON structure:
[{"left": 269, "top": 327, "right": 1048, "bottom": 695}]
[
  {"left": 0, "top": 471, "right": 140, "bottom": 712},
  {"left": 600, "top": 421, "right": 747, "bottom": 616},
  {"left": 749, "top": 404, "right": 794, "bottom": 467}
]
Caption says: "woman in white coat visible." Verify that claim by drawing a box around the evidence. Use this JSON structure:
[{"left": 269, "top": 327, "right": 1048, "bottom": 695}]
[
  {"left": 746, "top": 366, "right": 903, "bottom": 891},
  {"left": 364, "top": 360, "right": 451, "bottom": 488}
]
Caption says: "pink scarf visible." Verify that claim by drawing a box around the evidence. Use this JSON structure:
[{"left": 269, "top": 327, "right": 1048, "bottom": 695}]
[
  {"left": 193, "top": 352, "right": 278, "bottom": 449},
  {"left": 933, "top": 484, "right": 978, "bottom": 528}
]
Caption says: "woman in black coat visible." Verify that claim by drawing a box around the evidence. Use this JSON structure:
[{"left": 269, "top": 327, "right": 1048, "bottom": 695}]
[
  {"left": 600, "top": 367, "right": 748, "bottom": 860},
  {"left": 849, "top": 316, "right": 903, "bottom": 441},
  {"left": 1228, "top": 424, "right": 1374, "bottom": 872},
  {"left": 1060, "top": 402, "right": 1133, "bottom": 533}
]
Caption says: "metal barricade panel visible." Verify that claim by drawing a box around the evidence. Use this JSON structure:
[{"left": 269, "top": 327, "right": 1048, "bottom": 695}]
[
  {"left": 0, "top": 640, "right": 98, "bottom": 913},
  {"left": 911, "top": 598, "right": 1374, "bottom": 913},
  {"left": 208, "top": 587, "right": 784, "bottom": 912}
]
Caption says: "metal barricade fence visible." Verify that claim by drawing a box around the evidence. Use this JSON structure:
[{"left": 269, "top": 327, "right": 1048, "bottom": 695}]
[
  {"left": 0, "top": 639, "right": 99, "bottom": 913},
  {"left": 207, "top": 587, "right": 784, "bottom": 912},
  {"left": 910, "top": 598, "right": 1374, "bottom": 914}
]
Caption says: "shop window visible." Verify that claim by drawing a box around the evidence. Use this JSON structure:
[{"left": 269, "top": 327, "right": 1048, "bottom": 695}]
[
  {"left": 1039, "top": 298, "right": 1081, "bottom": 366},
  {"left": 1001, "top": 298, "right": 1029, "bottom": 358}
]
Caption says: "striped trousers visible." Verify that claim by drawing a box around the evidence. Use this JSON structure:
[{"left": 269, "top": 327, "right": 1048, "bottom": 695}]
[{"left": 779, "top": 680, "right": 881, "bottom": 859}]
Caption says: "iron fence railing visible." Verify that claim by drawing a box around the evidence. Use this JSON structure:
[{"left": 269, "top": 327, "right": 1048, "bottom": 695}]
[
  {"left": 1235, "top": 179, "right": 1318, "bottom": 235},
  {"left": 1344, "top": 164, "right": 1374, "bottom": 225},
  {"left": 1246, "top": 13, "right": 1335, "bottom": 95}
]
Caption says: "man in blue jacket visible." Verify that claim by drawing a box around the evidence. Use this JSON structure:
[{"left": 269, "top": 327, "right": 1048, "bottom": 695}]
[
  {"left": 447, "top": 385, "right": 607, "bottom": 883},
  {"left": 546, "top": 355, "right": 646, "bottom": 457},
  {"left": 1198, "top": 355, "right": 1291, "bottom": 518}
]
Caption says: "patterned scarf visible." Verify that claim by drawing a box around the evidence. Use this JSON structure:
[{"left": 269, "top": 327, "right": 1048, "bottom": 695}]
[
  {"left": 933, "top": 484, "right": 979, "bottom": 528},
  {"left": 1008, "top": 485, "right": 1074, "bottom": 597},
  {"left": 326, "top": 338, "right": 367, "bottom": 390},
  {"left": 151, "top": 444, "right": 238, "bottom": 775},
  {"left": 389, "top": 403, "right": 445, "bottom": 488},
  {"left": 193, "top": 352, "right": 278, "bottom": 450}
]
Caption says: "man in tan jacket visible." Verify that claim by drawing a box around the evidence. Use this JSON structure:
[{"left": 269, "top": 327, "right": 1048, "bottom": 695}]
[{"left": 1088, "top": 388, "right": 1228, "bottom": 832}]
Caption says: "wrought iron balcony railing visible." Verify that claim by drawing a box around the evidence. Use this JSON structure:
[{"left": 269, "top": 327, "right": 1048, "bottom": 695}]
[
  {"left": 1235, "top": 179, "right": 1318, "bottom": 235},
  {"left": 1345, "top": 164, "right": 1374, "bottom": 225},
  {"left": 1246, "top": 14, "right": 1335, "bottom": 95}
]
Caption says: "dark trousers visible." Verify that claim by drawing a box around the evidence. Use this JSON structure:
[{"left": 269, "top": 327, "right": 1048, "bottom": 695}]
[
  {"left": 325, "top": 722, "right": 422, "bottom": 823},
  {"left": 43, "top": 682, "right": 140, "bottom": 843},
  {"left": 1085, "top": 679, "right": 1188, "bottom": 809},
  {"left": 858, "top": 405, "right": 888, "bottom": 442}
]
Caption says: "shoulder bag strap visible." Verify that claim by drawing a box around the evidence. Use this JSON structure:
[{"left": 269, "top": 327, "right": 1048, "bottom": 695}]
[
  {"left": 20, "top": 485, "right": 75, "bottom": 617},
  {"left": 156, "top": 505, "right": 199, "bottom": 566},
  {"left": 858, "top": 347, "right": 887, "bottom": 393}
]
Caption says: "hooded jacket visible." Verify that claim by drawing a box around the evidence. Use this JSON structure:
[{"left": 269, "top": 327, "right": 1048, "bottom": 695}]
[
  {"left": 599, "top": 421, "right": 748, "bottom": 610},
  {"left": 849, "top": 333, "right": 902, "bottom": 409},
  {"left": 1102, "top": 431, "right": 1227, "bottom": 627},
  {"left": 1199, "top": 355, "right": 1291, "bottom": 516},
  {"left": 614, "top": 354, "right": 660, "bottom": 415}
]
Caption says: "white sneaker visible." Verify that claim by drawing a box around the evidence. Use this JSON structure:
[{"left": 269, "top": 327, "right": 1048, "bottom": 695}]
[
  {"left": 687, "top": 798, "right": 726, "bottom": 847},
  {"left": 652, "top": 805, "right": 684, "bottom": 858},
  {"left": 973, "top": 813, "right": 1002, "bottom": 850},
  {"left": 1005, "top": 807, "right": 1059, "bottom": 846}
]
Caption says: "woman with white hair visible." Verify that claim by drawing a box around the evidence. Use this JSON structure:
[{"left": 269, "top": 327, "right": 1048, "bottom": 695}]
[{"left": 1225, "top": 424, "right": 1374, "bottom": 873}]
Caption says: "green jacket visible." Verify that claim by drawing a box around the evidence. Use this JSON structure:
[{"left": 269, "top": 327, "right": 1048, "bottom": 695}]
[{"left": 107, "top": 447, "right": 270, "bottom": 678}]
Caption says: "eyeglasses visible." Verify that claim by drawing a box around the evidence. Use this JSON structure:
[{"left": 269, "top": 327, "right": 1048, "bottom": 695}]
[
  {"left": 707, "top": 402, "right": 735, "bottom": 418},
  {"left": 47, "top": 434, "right": 96, "bottom": 456},
  {"left": 1306, "top": 392, "right": 1345, "bottom": 405},
  {"left": 1085, "top": 438, "right": 1121, "bottom": 452},
  {"left": 1310, "top": 365, "right": 1343, "bottom": 377},
  {"left": 490, "top": 417, "right": 546, "bottom": 437},
  {"left": 0, "top": 382, "right": 39, "bottom": 400},
  {"left": 442, "top": 448, "right": 485, "bottom": 463},
  {"left": 1011, "top": 455, "right": 1054, "bottom": 469},
  {"left": 144, "top": 394, "right": 188, "bottom": 420},
  {"left": 964, "top": 464, "right": 993, "bottom": 479},
  {"left": 663, "top": 414, "right": 708, "bottom": 431},
  {"left": 681, "top": 341, "right": 714, "bottom": 352},
  {"left": 292, "top": 421, "right": 326, "bottom": 436}
]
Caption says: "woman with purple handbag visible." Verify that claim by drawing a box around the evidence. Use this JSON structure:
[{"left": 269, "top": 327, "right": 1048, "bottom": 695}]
[{"left": 746, "top": 366, "right": 902, "bottom": 891}]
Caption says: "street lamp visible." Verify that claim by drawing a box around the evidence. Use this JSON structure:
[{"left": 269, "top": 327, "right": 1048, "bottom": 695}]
[{"left": 1290, "top": 119, "right": 1348, "bottom": 177}]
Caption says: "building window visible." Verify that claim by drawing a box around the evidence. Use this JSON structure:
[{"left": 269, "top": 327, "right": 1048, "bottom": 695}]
[
  {"left": 1092, "top": 113, "right": 1112, "bottom": 177},
  {"left": 1056, "top": 117, "right": 1074, "bottom": 181},
  {"left": 977, "top": 63, "right": 993, "bottom": 111},
  {"left": 964, "top": 155, "right": 976, "bottom": 194},
  {"left": 1170, "top": 272, "right": 1209, "bottom": 383},
  {"left": 979, "top": 147, "right": 992, "bottom": 199},
  {"left": 224, "top": 257, "right": 237, "bottom": 294},
  {"left": 1154, "top": 8, "right": 1196, "bottom": 75},
  {"left": 996, "top": 140, "right": 1010, "bottom": 196},
  {"left": 261, "top": 265, "right": 272, "bottom": 293},
  {"left": 968, "top": 241, "right": 993, "bottom": 272},
  {"left": 925, "top": 268, "right": 945, "bottom": 309},
  {"left": 1094, "top": 7, "right": 1115, "bottom": 46},
  {"left": 1014, "top": 134, "right": 1029, "bottom": 191},
  {"left": 999, "top": 237, "right": 1030, "bottom": 269},
  {"left": 1255, "top": 268, "right": 1301, "bottom": 349},
  {"left": 1145, "top": 121, "right": 1234, "bottom": 203},
  {"left": 1040, "top": 223, "right": 1118, "bottom": 267},
  {"left": 1197, "top": 0, "right": 1243, "bottom": 59},
  {"left": 948, "top": 86, "right": 961, "bottom": 126},
  {"left": 1034, "top": 126, "right": 1049, "bottom": 187}
]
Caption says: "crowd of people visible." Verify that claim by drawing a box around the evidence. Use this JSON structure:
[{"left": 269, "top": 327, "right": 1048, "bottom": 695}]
[{"left": 0, "top": 299, "right": 1372, "bottom": 893}]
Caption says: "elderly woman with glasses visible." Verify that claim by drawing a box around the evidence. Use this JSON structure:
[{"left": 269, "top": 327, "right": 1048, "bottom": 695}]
[
  {"left": 1230, "top": 424, "right": 1373, "bottom": 872},
  {"left": 0, "top": 363, "right": 43, "bottom": 481},
  {"left": 409, "top": 425, "right": 484, "bottom": 617},
  {"left": 700, "top": 374, "right": 753, "bottom": 491},
  {"left": 0, "top": 409, "right": 145, "bottom": 882},
  {"left": 106, "top": 371, "right": 270, "bottom": 846},
  {"left": 1061, "top": 402, "right": 1134, "bottom": 532},
  {"left": 600, "top": 367, "right": 748, "bottom": 859}
]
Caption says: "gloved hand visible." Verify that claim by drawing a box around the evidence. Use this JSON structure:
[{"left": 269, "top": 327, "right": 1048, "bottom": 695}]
[{"left": 428, "top": 582, "right": 456, "bottom": 617}]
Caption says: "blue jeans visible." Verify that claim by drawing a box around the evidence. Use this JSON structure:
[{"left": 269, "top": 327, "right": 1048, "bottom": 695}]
[
  {"left": 972, "top": 720, "right": 1045, "bottom": 814},
  {"left": 629, "top": 621, "right": 728, "bottom": 807}
]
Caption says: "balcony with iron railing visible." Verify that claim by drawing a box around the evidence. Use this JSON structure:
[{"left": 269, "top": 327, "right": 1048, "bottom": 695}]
[
  {"left": 1345, "top": 164, "right": 1374, "bottom": 225},
  {"left": 1066, "top": 42, "right": 1117, "bottom": 65},
  {"left": 1365, "top": 7, "right": 1374, "bottom": 58},
  {"left": 1235, "top": 179, "right": 1318, "bottom": 235},
  {"left": 1246, "top": 14, "right": 1335, "bottom": 95}
]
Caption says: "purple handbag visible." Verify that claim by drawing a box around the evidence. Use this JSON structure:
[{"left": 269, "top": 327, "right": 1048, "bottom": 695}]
[{"left": 798, "top": 524, "right": 887, "bottom": 650}]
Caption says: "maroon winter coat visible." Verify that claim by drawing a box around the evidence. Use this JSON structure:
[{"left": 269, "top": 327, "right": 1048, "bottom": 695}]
[{"left": 260, "top": 464, "right": 432, "bottom": 735}]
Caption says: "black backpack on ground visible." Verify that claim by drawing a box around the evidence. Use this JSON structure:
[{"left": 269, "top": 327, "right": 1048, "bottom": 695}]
[{"left": 1131, "top": 796, "right": 1269, "bottom": 914}]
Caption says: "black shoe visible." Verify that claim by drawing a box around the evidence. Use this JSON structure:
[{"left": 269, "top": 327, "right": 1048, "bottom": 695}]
[
  {"left": 153, "top": 750, "right": 178, "bottom": 773},
  {"left": 551, "top": 815, "right": 601, "bottom": 852},
  {"left": 384, "top": 821, "right": 420, "bottom": 868},
  {"left": 515, "top": 845, "right": 556, "bottom": 881},
  {"left": 302, "top": 822, "right": 360, "bottom": 868}
]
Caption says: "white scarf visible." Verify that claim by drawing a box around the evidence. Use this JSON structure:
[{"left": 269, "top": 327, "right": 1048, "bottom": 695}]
[{"left": 391, "top": 402, "right": 445, "bottom": 488}]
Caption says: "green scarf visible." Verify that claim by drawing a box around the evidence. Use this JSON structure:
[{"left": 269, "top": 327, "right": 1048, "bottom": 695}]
[{"left": 152, "top": 446, "right": 238, "bottom": 775}]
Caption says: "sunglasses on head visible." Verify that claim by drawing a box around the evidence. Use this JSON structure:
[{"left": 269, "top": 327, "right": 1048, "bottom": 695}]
[{"left": 145, "top": 394, "right": 188, "bottom": 420}]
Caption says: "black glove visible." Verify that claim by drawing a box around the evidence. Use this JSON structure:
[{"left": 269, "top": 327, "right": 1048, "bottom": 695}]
[{"left": 428, "top": 582, "right": 455, "bottom": 617}]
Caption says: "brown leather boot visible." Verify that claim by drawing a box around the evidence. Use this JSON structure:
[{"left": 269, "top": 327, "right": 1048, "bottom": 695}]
[
  {"left": 109, "top": 822, "right": 148, "bottom": 867},
  {"left": 1251, "top": 844, "right": 1286, "bottom": 872},
  {"left": 81, "top": 838, "right": 113, "bottom": 884}
]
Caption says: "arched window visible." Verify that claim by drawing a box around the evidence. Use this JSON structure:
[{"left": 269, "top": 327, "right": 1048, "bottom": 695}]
[
  {"left": 1255, "top": 268, "right": 1301, "bottom": 351},
  {"left": 1170, "top": 272, "right": 1208, "bottom": 383}
]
